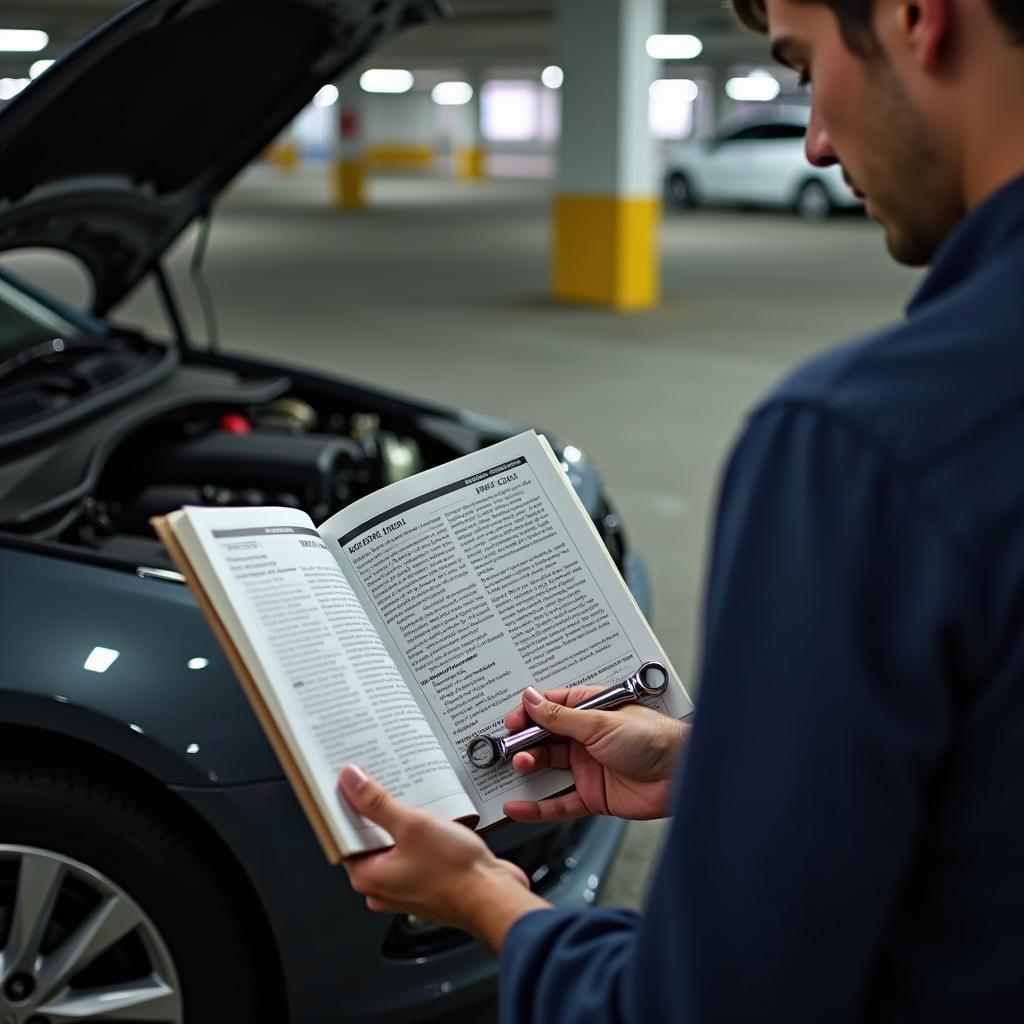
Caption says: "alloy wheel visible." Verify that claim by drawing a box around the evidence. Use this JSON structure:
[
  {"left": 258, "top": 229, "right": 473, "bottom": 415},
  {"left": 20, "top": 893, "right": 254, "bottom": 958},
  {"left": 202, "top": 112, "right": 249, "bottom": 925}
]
[
  {"left": 0, "top": 846, "right": 183, "bottom": 1023},
  {"left": 797, "top": 180, "right": 832, "bottom": 222}
]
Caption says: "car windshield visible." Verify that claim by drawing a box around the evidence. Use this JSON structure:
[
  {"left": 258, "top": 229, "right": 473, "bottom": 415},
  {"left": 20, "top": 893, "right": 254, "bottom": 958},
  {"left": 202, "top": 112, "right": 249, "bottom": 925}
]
[{"left": 0, "top": 276, "right": 78, "bottom": 356}]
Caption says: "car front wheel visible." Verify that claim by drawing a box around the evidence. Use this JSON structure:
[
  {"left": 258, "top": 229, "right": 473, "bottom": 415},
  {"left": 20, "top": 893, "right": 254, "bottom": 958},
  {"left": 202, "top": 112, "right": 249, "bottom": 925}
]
[
  {"left": 666, "top": 171, "right": 696, "bottom": 209},
  {"left": 795, "top": 179, "right": 833, "bottom": 222},
  {"left": 0, "top": 761, "right": 278, "bottom": 1024}
]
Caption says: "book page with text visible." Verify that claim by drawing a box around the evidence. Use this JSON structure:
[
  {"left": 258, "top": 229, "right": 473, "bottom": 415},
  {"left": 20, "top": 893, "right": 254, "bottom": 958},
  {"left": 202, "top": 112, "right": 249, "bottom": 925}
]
[
  {"left": 318, "top": 432, "right": 692, "bottom": 827},
  {"left": 171, "top": 505, "right": 476, "bottom": 854}
]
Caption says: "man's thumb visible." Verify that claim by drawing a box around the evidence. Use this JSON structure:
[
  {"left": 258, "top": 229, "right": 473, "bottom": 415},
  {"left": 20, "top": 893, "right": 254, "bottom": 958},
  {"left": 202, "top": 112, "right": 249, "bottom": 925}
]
[
  {"left": 522, "top": 688, "right": 606, "bottom": 743},
  {"left": 339, "top": 765, "right": 404, "bottom": 832}
]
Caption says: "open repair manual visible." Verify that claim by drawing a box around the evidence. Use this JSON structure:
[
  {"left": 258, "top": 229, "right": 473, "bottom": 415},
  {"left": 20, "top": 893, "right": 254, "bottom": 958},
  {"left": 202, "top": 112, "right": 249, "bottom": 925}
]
[{"left": 153, "top": 431, "right": 691, "bottom": 862}]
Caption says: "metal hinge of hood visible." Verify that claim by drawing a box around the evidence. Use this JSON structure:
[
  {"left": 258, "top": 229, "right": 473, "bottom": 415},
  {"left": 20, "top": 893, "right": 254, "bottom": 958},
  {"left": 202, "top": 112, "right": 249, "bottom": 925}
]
[{"left": 153, "top": 210, "right": 219, "bottom": 353}]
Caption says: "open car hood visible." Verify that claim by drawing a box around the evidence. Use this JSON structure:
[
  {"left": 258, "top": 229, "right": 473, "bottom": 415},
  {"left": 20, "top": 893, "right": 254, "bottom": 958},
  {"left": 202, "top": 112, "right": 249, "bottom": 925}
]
[{"left": 0, "top": 0, "right": 446, "bottom": 317}]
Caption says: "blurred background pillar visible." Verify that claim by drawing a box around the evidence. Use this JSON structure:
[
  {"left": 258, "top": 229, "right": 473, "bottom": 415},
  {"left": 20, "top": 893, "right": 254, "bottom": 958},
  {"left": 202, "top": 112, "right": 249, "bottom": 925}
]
[
  {"left": 454, "top": 69, "right": 486, "bottom": 180},
  {"left": 552, "top": 0, "right": 663, "bottom": 310},
  {"left": 267, "top": 124, "right": 301, "bottom": 173},
  {"left": 331, "top": 70, "right": 367, "bottom": 209},
  {"left": 700, "top": 61, "right": 727, "bottom": 136}
]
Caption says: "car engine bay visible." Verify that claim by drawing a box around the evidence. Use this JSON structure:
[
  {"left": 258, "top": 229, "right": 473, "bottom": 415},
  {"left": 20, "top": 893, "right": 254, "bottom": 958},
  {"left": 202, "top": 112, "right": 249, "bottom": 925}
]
[
  {"left": 0, "top": 353, "right": 628, "bottom": 576},
  {"left": 0, "top": 357, "right": 467, "bottom": 569}
]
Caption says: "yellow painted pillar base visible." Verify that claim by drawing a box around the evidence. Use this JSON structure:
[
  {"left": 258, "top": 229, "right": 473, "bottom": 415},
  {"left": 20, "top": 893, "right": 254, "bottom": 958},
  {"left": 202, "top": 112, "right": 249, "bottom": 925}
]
[
  {"left": 552, "top": 194, "right": 660, "bottom": 310},
  {"left": 266, "top": 141, "right": 300, "bottom": 173},
  {"left": 455, "top": 146, "right": 487, "bottom": 180},
  {"left": 365, "top": 145, "right": 435, "bottom": 170},
  {"left": 331, "top": 158, "right": 367, "bottom": 209}
]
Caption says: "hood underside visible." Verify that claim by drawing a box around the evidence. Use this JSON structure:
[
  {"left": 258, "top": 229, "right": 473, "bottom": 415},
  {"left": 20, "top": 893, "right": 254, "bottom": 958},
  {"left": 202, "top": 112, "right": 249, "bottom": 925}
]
[{"left": 0, "top": 0, "right": 445, "bottom": 316}]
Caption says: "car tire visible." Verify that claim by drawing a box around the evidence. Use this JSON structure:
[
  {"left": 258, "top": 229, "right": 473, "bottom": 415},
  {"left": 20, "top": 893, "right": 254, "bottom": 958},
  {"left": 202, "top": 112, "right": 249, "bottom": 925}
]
[
  {"left": 666, "top": 171, "right": 697, "bottom": 209},
  {"left": 0, "top": 760, "right": 278, "bottom": 1024},
  {"left": 796, "top": 179, "right": 833, "bottom": 222}
]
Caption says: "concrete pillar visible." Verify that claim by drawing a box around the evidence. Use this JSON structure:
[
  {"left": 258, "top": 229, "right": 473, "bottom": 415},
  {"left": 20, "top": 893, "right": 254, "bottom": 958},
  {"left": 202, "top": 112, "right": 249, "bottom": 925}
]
[
  {"left": 364, "top": 91, "right": 436, "bottom": 170},
  {"left": 553, "top": 0, "right": 663, "bottom": 311},
  {"left": 454, "top": 70, "right": 487, "bottom": 180},
  {"left": 699, "top": 63, "right": 727, "bottom": 136},
  {"left": 331, "top": 70, "right": 367, "bottom": 208}
]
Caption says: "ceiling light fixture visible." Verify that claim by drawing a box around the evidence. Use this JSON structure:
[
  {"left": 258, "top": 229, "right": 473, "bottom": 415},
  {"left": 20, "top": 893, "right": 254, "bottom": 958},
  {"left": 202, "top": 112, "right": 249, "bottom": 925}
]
[
  {"left": 431, "top": 81, "right": 473, "bottom": 106},
  {"left": 359, "top": 69, "right": 414, "bottom": 94},
  {"left": 726, "top": 71, "right": 781, "bottom": 102},
  {"left": 541, "top": 65, "right": 563, "bottom": 90},
  {"left": 0, "top": 77, "right": 29, "bottom": 100},
  {"left": 29, "top": 59, "right": 53, "bottom": 79},
  {"left": 645, "top": 34, "right": 703, "bottom": 60},
  {"left": 0, "top": 29, "right": 48, "bottom": 52},
  {"left": 313, "top": 83, "right": 339, "bottom": 107},
  {"left": 649, "top": 78, "right": 700, "bottom": 104}
]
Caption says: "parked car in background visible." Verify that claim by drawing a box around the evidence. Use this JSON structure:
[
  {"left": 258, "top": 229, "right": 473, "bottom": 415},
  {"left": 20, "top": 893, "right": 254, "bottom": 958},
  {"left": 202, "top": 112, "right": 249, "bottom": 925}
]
[
  {"left": 0, "top": 1, "right": 635, "bottom": 1022},
  {"left": 664, "top": 113, "right": 863, "bottom": 221}
]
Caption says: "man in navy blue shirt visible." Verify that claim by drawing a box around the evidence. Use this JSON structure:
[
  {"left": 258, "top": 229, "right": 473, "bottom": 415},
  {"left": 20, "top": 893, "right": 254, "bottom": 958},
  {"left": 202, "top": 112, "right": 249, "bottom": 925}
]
[{"left": 338, "top": 0, "right": 1024, "bottom": 1019}]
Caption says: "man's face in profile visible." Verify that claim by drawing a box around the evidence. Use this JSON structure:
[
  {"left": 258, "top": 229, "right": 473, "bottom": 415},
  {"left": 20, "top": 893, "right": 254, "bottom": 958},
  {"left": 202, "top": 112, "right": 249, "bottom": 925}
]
[{"left": 764, "top": 0, "right": 963, "bottom": 266}]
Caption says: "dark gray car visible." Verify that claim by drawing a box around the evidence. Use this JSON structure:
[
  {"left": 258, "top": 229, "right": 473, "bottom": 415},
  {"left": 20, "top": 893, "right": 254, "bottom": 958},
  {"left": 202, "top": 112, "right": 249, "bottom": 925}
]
[{"left": 0, "top": 2, "right": 644, "bottom": 1022}]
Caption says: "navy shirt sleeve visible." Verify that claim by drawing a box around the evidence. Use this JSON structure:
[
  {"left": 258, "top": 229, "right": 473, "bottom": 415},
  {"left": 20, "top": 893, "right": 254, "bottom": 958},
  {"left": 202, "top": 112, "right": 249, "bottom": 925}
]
[{"left": 500, "top": 401, "right": 974, "bottom": 1024}]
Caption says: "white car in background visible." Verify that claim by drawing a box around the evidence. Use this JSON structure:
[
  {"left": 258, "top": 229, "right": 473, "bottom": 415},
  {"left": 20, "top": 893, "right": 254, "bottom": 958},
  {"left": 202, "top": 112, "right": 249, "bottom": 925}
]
[{"left": 664, "top": 115, "right": 862, "bottom": 221}]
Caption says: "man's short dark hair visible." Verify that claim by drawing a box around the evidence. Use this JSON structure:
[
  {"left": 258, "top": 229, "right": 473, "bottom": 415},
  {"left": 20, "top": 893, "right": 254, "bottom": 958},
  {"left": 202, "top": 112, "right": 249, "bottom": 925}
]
[{"left": 731, "top": 0, "right": 1024, "bottom": 52}]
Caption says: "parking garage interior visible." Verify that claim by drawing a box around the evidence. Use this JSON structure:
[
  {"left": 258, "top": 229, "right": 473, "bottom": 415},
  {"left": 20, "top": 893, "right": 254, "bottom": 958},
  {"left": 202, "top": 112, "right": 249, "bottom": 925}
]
[{"left": 0, "top": 2, "right": 930, "bottom": 1021}]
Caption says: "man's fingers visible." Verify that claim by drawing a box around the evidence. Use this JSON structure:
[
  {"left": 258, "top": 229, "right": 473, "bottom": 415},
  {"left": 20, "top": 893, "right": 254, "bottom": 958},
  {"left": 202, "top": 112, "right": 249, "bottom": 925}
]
[
  {"left": 339, "top": 764, "right": 409, "bottom": 834},
  {"left": 503, "top": 792, "right": 589, "bottom": 822},
  {"left": 519, "top": 688, "right": 610, "bottom": 744},
  {"left": 511, "top": 743, "right": 571, "bottom": 774},
  {"left": 343, "top": 849, "right": 387, "bottom": 891},
  {"left": 504, "top": 706, "right": 528, "bottom": 733},
  {"left": 504, "top": 685, "right": 618, "bottom": 732},
  {"left": 504, "top": 687, "right": 571, "bottom": 732}
]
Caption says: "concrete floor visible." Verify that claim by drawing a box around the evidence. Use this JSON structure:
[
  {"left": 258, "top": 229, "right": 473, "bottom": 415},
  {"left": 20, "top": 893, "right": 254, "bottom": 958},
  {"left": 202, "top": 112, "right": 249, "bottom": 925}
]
[{"left": 1, "top": 166, "right": 924, "bottom": 1021}]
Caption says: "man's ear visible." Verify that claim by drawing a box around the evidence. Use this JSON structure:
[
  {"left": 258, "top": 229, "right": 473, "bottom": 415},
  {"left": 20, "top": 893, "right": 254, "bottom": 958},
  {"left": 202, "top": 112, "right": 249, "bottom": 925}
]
[{"left": 899, "top": 0, "right": 954, "bottom": 73}]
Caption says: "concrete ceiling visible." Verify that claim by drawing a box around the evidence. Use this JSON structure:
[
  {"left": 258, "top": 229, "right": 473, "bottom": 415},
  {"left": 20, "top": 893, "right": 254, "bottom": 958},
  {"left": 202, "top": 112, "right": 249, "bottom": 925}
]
[
  {"left": 379, "top": 0, "right": 769, "bottom": 67},
  {"left": 0, "top": 0, "right": 771, "bottom": 80}
]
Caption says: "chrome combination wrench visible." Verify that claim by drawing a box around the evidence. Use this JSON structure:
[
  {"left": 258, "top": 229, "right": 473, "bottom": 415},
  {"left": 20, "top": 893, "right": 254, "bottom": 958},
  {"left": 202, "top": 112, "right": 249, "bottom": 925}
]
[{"left": 466, "top": 661, "right": 669, "bottom": 769}]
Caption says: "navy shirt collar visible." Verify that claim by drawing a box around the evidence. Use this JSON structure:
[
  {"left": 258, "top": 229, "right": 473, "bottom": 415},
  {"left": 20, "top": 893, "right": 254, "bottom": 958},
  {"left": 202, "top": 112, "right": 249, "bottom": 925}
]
[{"left": 908, "top": 171, "right": 1024, "bottom": 313}]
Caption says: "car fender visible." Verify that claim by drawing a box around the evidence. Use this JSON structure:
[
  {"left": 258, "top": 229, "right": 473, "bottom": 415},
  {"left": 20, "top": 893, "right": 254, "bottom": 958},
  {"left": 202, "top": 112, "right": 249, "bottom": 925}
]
[
  {"left": 785, "top": 166, "right": 817, "bottom": 201},
  {"left": 673, "top": 160, "right": 703, "bottom": 196},
  {"left": 0, "top": 545, "right": 282, "bottom": 786}
]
